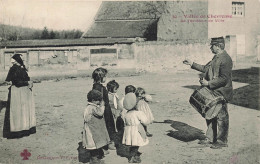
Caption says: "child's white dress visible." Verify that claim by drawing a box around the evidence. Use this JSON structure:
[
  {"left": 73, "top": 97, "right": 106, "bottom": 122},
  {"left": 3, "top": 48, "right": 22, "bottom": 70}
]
[
  {"left": 136, "top": 99, "right": 154, "bottom": 124},
  {"left": 122, "top": 110, "right": 149, "bottom": 146}
]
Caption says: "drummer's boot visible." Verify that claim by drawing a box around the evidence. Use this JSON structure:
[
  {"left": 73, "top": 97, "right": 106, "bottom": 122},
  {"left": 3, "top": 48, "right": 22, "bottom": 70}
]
[
  {"left": 210, "top": 140, "right": 228, "bottom": 149},
  {"left": 198, "top": 138, "right": 212, "bottom": 145}
]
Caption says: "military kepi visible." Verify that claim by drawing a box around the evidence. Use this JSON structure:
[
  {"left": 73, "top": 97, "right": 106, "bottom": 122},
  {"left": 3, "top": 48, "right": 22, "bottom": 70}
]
[{"left": 210, "top": 37, "right": 225, "bottom": 45}]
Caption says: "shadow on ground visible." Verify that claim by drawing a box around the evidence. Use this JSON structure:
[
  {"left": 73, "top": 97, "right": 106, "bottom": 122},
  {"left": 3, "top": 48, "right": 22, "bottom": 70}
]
[
  {"left": 0, "top": 99, "right": 7, "bottom": 113},
  {"left": 77, "top": 142, "right": 91, "bottom": 163},
  {"left": 155, "top": 120, "right": 206, "bottom": 142},
  {"left": 231, "top": 67, "right": 259, "bottom": 110},
  {"left": 77, "top": 126, "right": 130, "bottom": 163},
  {"left": 182, "top": 67, "right": 260, "bottom": 111},
  {"left": 77, "top": 133, "right": 131, "bottom": 164},
  {"left": 114, "top": 130, "right": 130, "bottom": 159}
]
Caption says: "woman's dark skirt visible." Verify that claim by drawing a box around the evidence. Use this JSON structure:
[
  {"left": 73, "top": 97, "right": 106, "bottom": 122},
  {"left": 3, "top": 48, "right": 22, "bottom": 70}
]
[{"left": 3, "top": 86, "right": 36, "bottom": 139}]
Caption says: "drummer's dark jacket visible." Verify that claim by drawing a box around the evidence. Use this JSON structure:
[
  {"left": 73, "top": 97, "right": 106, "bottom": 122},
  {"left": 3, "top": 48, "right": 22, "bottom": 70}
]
[{"left": 191, "top": 50, "right": 233, "bottom": 102}]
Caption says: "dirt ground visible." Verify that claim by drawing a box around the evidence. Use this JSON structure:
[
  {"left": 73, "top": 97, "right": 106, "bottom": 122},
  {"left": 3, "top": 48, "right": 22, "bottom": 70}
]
[{"left": 0, "top": 68, "right": 259, "bottom": 164}]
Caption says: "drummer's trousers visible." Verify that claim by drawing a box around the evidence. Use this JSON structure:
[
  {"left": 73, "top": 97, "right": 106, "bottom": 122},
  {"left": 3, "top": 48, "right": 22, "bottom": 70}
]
[{"left": 206, "top": 103, "right": 229, "bottom": 143}]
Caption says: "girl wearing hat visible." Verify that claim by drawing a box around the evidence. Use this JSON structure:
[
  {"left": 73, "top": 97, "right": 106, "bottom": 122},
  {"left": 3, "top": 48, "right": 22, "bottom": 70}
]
[
  {"left": 117, "top": 85, "right": 137, "bottom": 132},
  {"left": 122, "top": 93, "right": 149, "bottom": 163},
  {"left": 3, "top": 54, "right": 36, "bottom": 139}
]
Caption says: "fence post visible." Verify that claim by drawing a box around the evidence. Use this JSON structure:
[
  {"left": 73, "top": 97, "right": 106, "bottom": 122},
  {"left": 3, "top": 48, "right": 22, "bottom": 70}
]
[
  {"left": 0, "top": 49, "right": 3, "bottom": 70},
  {"left": 132, "top": 42, "right": 140, "bottom": 72},
  {"left": 26, "top": 50, "right": 30, "bottom": 70},
  {"left": 37, "top": 50, "right": 40, "bottom": 66},
  {"left": 89, "top": 48, "right": 91, "bottom": 67},
  {"left": 257, "top": 35, "right": 260, "bottom": 61}
]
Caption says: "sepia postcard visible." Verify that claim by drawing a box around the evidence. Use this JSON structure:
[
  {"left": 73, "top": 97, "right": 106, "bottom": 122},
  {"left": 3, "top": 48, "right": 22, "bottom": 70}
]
[{"left": 0, "top": 0, "right": 259, "bottom": 163}]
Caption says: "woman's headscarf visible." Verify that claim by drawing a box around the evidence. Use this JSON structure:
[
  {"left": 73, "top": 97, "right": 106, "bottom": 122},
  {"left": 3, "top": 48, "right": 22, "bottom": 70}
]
[{"left": 12, "top": 54, "right": 27, "bottom": 71}]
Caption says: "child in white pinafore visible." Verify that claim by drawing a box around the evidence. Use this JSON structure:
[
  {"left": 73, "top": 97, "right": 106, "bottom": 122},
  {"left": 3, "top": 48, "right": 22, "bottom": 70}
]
[
  {"left": 122, "top": 93, "right": 149, "bottom": 163},
  {"left": 117, "top": 85, "right": 136, "bottom": 132},
  {"left": 135, "top": 87, "right": 154, "bottom": 137}
]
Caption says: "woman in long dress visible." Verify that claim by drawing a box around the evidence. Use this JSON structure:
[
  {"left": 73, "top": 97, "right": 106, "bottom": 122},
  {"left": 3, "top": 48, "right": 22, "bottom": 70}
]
[{"left": 3, "top": 54, "right": 36, "bottom": 139}]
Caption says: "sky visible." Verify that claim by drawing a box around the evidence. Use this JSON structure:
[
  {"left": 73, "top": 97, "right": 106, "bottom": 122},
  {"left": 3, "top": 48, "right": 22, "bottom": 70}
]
[{"left": 0, "top": 0, "right": 102, "bottom": 31}]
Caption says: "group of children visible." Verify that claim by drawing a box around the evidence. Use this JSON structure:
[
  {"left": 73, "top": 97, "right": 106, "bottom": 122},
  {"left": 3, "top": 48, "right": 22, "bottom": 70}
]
[{"left": 82, "top": 67, "right": 154, "bottom": 163}]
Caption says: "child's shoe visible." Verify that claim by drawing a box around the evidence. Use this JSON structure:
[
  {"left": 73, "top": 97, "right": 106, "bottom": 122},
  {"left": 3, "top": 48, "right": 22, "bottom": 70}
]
[
  {"left": 128, "top": 155, "right": 141, "bottom": 163},
  {"left": 146, "top": 132, "right": 153, "bottom": 137},
  {"left": 108, "top": 141, "right": 116, "bottom": 150},
  {"left": 135, "top": 155, "right": 141, "bottom": 163},
  {"left": 137, "top": 151, "right": 142, "bottom": 156},
  {"left": 90, "top": 156, "right": 104, "bottom": 164},
  {"left": 102, "top": 149, "right": 110, "bottom": 155}
]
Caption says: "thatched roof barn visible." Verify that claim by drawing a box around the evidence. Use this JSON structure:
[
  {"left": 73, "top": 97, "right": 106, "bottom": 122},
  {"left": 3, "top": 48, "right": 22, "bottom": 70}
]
[{"left": 82, "top": 1, "right": 167, "bottom": 41}]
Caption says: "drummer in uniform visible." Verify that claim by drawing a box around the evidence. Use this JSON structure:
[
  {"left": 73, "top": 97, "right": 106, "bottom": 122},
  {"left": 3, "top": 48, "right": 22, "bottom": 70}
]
[{"left": 183, "top": 37, "right": 233, "bottom": 149}]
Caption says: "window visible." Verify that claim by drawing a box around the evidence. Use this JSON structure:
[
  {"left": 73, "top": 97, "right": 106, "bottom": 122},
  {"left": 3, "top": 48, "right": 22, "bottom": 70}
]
[
  {"left": 90, "top": 48, "right": 117, "bottom": 67},
  {"left": 90, "top": 48, "right": 117, "bottom": 54},
  {"left": 232, "top": 2, "right": 245, "bottom": 17}
]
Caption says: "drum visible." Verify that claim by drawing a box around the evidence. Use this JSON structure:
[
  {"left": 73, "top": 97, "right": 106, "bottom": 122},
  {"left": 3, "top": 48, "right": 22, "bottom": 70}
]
[{"left": 189, "top": 87, "right": 225, "bottom": 119}]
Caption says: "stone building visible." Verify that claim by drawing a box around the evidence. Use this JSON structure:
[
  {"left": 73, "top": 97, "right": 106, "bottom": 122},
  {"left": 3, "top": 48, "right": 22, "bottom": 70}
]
[{"left": 84, "top": 0, "right": 260, "bottom": 59}]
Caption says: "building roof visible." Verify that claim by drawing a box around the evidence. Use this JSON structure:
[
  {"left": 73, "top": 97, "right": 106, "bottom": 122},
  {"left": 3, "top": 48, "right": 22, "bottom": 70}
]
[
  {"left": 0, "top": 38, "right": 134, "bottom": 49},
  {"left": 82, "top": 1, "right": 165, "bottom": 40},
  {"left": 82, "top": 20, "right": 158, "bottom": 38},
  {"left": 95, "top": 1, "right": 166, "bottom": 20}
]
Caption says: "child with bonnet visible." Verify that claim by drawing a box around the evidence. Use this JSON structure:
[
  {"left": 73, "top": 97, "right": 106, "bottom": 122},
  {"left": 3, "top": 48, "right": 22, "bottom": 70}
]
[{"left": 122, "top": 93, "right": 149, "bottom": 163}]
